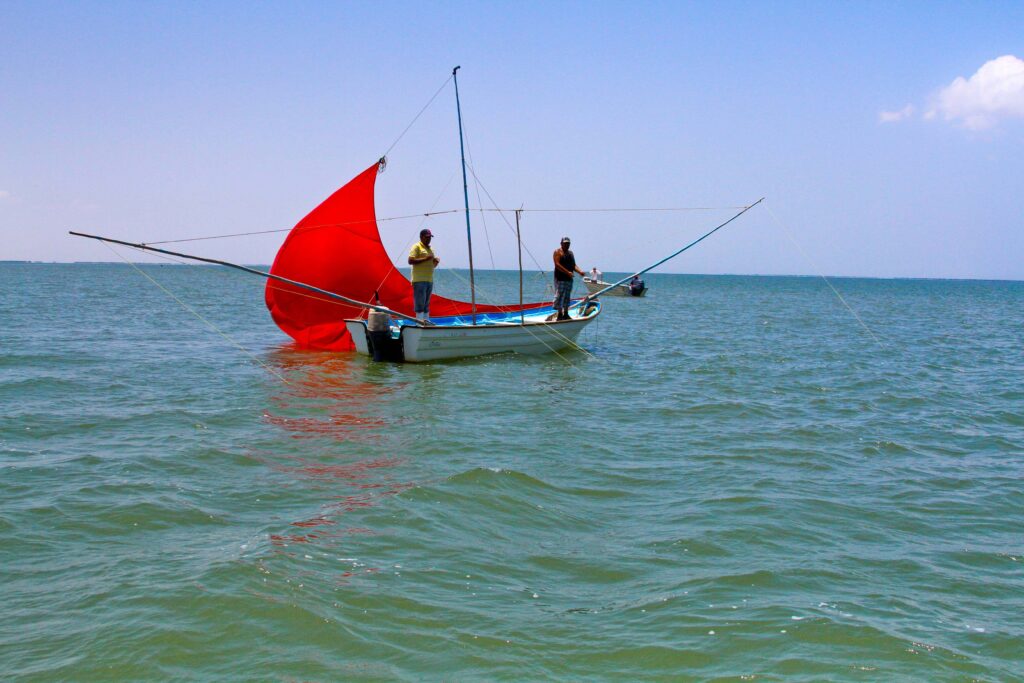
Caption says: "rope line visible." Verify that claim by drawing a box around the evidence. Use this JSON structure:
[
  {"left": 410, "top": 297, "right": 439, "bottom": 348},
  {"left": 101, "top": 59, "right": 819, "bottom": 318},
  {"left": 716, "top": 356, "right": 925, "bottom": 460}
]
[
  {"left": 382, "top": 74, "right": 454, "bottom": 158},
  {"left": 463, "top": 133, "right": 496, "bottom": 270},
  {"left": 463, "top": 163, "right": 548, "bottom": 275},
  {"left": 105, "top": 243, "right": 291, "bottom": 385},
  {"left": 144, "top": 211, "right": 461, "bottom": 245},
  {"left": 764, "top": 204, "right": 885, "bottom": 348},
  {"left": 479, "top": 206, "right": 748, "bottom": 213},
  {"left": 140, "top": 206, "right": 745, "bottom": 246}
]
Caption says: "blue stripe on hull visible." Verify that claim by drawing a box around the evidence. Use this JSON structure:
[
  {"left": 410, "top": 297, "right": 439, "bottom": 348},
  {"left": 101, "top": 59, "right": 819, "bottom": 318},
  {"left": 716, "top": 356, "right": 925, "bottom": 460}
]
[{"left": 398, "top": 299, "right": 588, "bottom": 328}]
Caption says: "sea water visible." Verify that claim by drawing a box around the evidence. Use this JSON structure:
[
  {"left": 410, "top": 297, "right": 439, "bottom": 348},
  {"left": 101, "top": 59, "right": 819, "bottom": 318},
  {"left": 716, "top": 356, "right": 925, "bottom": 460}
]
[{"left": 1, "top": 263, "right": 1022, "bottom": 681}]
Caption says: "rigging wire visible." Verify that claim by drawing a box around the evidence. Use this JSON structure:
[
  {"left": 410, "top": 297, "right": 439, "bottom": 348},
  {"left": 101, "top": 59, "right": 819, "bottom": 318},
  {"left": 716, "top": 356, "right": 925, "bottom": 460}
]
[
  {"left": 463, "top": 162, "right": 549, "bottom": 278},
  {"left": 139, "top": 206, "right": 743, "bottom": 246},
  {"left": 125, "top": 243, "right": 329, "bottom": 310},
  {"left": 480, "top": 206, "right": 748, "bottom": 213},
  {"left": 102, "top": 242, "right": 291, "bottom": 385},
  {"left": 118, "top": 245, "right": 346, "bottom": 313},
  {"left": 763, "top": 203, "right": 885, "bottom": 348},
  {"left": 143, "top": 212, "right": 461, "bottom": 245},
  {"left": 464, "top": 130, "right": 497, "bottom": 270},
  {"left": 470, "top": 174, "right": 497, "bottom": 271},
  {"left": 382, "top": 74, "right": 454, "bottom": 159}
]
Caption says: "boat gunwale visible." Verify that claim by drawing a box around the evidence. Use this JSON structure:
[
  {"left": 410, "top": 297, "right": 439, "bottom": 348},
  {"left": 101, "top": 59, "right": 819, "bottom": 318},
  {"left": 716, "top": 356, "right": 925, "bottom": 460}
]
[{"left": 343, "top": 300, "right": 600, "bottom": 330}]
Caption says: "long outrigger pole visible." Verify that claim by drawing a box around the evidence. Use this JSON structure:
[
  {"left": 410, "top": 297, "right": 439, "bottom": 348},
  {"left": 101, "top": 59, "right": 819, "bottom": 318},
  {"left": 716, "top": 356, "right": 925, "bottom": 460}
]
[
  {"left": 583, "top": 198, "right": 765, "bottom": 301},
  {"left": 452, "top": 66, "right": 477, "bottom": 325},
  {"left": 67, "top": 230, "right": 423, "bottom": 324}
]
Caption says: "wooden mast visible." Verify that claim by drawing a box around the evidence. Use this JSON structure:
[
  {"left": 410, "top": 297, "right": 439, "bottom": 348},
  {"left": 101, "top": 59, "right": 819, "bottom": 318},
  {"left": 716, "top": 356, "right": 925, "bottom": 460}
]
[{"left": 516, "top": 209, "right": 524, "bottom": 325}]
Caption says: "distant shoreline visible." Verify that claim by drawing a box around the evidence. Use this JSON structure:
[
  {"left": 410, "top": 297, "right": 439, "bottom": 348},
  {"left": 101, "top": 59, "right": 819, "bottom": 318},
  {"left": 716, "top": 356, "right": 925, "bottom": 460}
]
[{"left": 2, "top": 261, "right": 1020, "bottom": 283}]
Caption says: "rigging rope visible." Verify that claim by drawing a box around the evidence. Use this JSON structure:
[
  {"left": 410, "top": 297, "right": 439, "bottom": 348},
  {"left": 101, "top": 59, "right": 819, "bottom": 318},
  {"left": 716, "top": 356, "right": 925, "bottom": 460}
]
[
  {"left": 144, "top": 241, "right": 355, "bottom": 314},
  {"left": 463, "top": 131, "right": 497, "bottom": 270},
  {"left": 102, "top": 243, "right": 291, "bottom": 385},
  {"left": 763, "top": 203, "right": 885, "bottom": 348},
  {"left": 463, "top": 163, "right": 548, "bottom": 276},
  {"left": 480, "top": 206, "right": 748, "bottom": 213},
  {"left": 382, "top": 74, "right": 454, "bottom": 159},
  {"left": 143, "top": 212, "right": 461, "bottom": 245},
  {"left": 139, "top": 206, "right": 744, "bottom": 246}
]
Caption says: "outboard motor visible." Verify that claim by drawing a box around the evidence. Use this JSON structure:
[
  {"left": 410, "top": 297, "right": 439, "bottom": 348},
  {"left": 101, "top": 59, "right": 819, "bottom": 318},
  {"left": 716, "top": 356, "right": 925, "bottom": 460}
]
[{"left": 366, "top": 310, "right": 403, "bottom": 362}]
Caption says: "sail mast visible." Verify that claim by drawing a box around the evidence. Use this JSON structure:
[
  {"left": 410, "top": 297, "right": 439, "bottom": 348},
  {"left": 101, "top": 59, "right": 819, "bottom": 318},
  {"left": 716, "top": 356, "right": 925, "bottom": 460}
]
[
  {"left": 452, "top": 66, "right": 477, "bottom": 324},
  {"left": 516, "top": 209, "right": 524, "bottom": 325}
]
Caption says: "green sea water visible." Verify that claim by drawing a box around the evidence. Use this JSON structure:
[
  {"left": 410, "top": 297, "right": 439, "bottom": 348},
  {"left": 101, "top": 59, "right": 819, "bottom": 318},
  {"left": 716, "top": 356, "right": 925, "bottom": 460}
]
[{"left": 1, "top": 263, "right": 1022, "bottom": 681}]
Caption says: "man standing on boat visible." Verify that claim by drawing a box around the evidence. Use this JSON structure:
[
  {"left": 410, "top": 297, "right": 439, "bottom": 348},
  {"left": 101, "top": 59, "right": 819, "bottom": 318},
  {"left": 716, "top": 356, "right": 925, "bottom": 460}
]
[
  {"left": 408, "top": 228, "right": 439, "bottom": 321},
  {"left": 553, "top": 236, "right": 585, "bottom": 321}
]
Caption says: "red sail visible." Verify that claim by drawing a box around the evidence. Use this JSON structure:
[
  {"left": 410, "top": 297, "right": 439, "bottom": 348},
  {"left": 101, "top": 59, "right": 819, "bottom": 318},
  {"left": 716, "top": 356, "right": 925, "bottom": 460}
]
[{"left": 266, "top": 161, "right": 543, "bottom": 350}]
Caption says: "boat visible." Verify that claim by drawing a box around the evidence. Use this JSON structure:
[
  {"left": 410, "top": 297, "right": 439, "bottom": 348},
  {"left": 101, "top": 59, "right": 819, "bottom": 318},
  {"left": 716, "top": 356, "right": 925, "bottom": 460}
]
[
  {"left": 262, "top": 66, "right": 600, "bottom": 362},
  {"left": 583, "top": 277, "right": 647, "bottom": 297},
  {"left": 346, "top": 301, "right": 598, "bottom": 362}
]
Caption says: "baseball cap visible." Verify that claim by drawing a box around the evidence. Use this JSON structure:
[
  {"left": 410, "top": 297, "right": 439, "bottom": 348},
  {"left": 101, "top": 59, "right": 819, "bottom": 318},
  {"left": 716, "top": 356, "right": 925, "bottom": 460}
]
[{"left": 420, "top": 228, "right": 433, "bottom": 238}]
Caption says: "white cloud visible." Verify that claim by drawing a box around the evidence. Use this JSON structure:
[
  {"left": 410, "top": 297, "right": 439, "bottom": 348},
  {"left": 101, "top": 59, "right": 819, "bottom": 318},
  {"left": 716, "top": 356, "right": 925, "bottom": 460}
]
[
  {"left": 927, "top": 55, "right": 1024, "bottom": 130},
  {"left": 879, "top": 104, "right": 914, "bottom": 123},
  {"left": 0, "top": 190, "right": 11, "bottom": 201}
]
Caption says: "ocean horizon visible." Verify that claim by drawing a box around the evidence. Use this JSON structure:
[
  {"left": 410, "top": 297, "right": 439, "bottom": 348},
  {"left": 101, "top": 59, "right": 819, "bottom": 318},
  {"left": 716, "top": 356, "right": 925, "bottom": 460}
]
[{"left": 4, "top": 261, "right": 1022, "bottom": 284}]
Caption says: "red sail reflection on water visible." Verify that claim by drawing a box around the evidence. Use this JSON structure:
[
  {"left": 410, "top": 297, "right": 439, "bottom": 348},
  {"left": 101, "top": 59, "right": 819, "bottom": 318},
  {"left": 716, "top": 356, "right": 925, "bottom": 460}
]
[{"left": 257, "top": 351, "right": 415, "bottom": 552}]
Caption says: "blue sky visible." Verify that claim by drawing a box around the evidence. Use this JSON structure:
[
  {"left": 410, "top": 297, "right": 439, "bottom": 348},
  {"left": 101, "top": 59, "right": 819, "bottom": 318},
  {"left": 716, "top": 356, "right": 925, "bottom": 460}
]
[{"left": 1, "top": 1, "right": 1021, "bottom": 279}]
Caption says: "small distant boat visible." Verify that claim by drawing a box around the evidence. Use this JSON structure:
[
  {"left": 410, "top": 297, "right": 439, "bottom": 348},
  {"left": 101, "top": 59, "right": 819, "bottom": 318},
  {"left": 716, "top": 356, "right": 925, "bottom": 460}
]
[{"left": 583, "top": 277, "right": 647, "bottom": 297}]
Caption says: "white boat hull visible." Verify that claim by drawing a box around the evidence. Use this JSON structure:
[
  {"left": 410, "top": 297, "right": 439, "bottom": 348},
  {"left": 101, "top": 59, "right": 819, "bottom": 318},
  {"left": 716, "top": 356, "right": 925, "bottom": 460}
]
[
  {"left": 345, "top": 303, "right": 599, "bottom": 362},
  {"left": 583, "top": 278, "right": 646, "bottom": 297}
]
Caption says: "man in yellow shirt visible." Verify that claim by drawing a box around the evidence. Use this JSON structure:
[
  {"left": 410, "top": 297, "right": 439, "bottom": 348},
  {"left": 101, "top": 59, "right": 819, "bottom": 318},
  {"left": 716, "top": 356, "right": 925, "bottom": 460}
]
[{"left": 408, "top": 228, "right": 439, "bottom": 321}]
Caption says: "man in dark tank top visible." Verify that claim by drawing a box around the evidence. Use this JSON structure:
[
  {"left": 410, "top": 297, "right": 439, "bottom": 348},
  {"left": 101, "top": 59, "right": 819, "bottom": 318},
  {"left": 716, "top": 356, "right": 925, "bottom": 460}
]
[{"left": 552, "top": 236, "right": 585, "bottom": 320}]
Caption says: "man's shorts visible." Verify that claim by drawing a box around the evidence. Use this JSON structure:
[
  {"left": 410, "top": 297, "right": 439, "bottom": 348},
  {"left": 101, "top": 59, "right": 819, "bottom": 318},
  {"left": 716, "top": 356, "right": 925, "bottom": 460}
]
[
  {"left": 413, "top": 280, "right": 433, "bottom": 314},
  {"left": 554, "top": 279, "right": 573, "bottom": 309}
]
